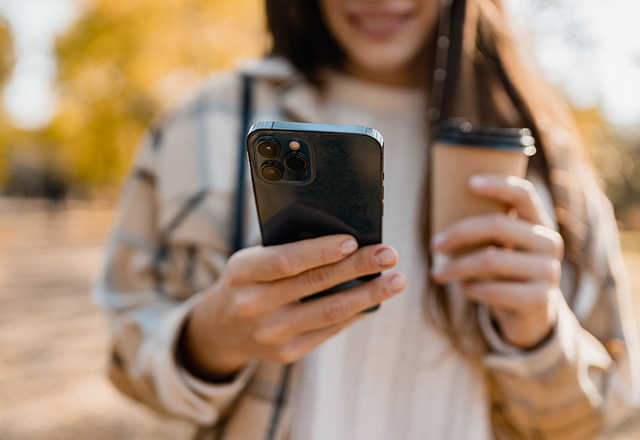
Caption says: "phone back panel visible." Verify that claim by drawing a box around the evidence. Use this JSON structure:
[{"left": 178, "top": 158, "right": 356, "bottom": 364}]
[{"left": 246, "top": 122, "right": 384, "bottom": 248}]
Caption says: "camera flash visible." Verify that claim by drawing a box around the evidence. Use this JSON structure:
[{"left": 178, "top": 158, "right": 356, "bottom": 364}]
[{"left": 289, "top": 140, "right": 301, "bottom": 151}]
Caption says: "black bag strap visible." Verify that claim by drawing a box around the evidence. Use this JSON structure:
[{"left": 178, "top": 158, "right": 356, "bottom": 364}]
[
  {"left": 231, "top": 75, "right": 253, "bottom": 255},
  {"left": 427, "top": 0, "right": 467, "bottom": 123},
  {"left": 230, "top": 73, "right": 293, "bottom": 440},
  {"left": 197, "top": 75, "right": 254, "bottom": 440}
]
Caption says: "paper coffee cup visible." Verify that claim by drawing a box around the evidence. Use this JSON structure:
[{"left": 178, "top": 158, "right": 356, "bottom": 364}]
[{"left": 430, "top": 119, "right": 536, "bottom": 236}]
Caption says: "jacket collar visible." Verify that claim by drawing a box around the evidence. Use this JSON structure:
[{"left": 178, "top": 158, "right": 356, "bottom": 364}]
[{"left": 239, "top": 57, "right": 325, "bottom": 124}]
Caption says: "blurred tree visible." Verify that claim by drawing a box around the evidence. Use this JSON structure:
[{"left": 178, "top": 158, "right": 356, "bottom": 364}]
[
  {"left": 0, "top": 14, "right": 15, "bottom": 91},
  {"left": 573, "top": 107, "right": 640, "bottom": 228},
  {"left": 49, "top": 0, "right": 267, "bottom": 186},
  {"left": 0, "top": 15, "right": 16, "bottom": 182}
]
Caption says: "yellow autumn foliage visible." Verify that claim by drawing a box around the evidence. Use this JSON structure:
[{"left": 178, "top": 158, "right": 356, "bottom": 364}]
[
  {"left": 0, "top": 14, "right": 14, "bottom": 91},
  {"left": 0, "top": 15, "right": 16, "bottom": 181},
  {"left": 49, "top": 0, "right": 268, "bottom": 186}
]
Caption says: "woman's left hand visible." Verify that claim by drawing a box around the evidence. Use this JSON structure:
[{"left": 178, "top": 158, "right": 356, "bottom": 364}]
[{"left": 430, "top": 174, "right": 564, "bottom": 350}]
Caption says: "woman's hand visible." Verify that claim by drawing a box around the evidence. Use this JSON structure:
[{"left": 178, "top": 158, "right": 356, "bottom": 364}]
[
  {"left": 430, "top": 174, "right": 564, "bottom": 350},
  {"left": 180, "top": 235, "right": 406, "bottom": 379}
]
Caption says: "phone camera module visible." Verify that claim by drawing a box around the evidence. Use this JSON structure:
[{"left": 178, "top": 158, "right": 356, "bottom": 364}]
[
  {"left": 257, "top": 139, "right": 280, "bottom": 159},
  {"left": 261, "top": 162, "right": 284, "bottom": 182},
  {"left": 284, "top": 153, "right": 308, "bottom": 172}
]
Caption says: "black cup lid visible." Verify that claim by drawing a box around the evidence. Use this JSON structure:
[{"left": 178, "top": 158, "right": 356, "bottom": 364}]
[{"left": 433, "top": 118, "right": 536, "bottom": 155}]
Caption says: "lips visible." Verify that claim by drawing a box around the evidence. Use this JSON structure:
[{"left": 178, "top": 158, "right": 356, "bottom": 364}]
[{"left": 346, "top": 3, "right": 415, "bottom": 38}]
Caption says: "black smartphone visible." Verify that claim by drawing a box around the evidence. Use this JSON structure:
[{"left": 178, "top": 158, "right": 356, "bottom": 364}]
[{"left": 246, "top": 121, "right": 384, "bottom": 308}]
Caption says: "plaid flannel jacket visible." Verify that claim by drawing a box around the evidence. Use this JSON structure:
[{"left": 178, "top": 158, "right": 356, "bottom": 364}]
[{"left": 93, "top": 57, "right": 640, "bottom": 439}]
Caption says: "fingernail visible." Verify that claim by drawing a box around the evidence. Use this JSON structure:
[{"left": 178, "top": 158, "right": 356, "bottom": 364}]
[
  {"left": 431, "top": 233, "right": 447, "bottom": 248},
  {"left": 339, "top": 239, "right": 358, "bottom": 256},
  {"left": 374, "top": 248, "right": 395, "bottom": 267},
  {"left": 431, "top": 265, "right": 445, "bottom": 278},
  {"left": 469, "top": 175, "right": 488, "bottom": 188},
  {"left": 387, "top": 274, "right": 406, "bottom": 294}
]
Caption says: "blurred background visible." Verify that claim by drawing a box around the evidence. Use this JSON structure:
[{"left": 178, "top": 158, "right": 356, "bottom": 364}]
[{"left": 0, "top": 0, "right": 639, "bottom": 438}]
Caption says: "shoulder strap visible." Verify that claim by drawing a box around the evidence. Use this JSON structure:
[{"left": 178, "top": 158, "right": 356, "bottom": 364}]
[
  {"left": 231, "top": 75, "right": 253, "bottom": 255},
  {"left": 229, "top": 75, "right": 293, "bottom": 440},
  {"left": 427, "top": 0, "right": 467, "bottom": 123}
]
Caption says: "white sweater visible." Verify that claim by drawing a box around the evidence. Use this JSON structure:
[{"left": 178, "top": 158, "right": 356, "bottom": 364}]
[{"left": 284, "top": 71, "right": 491, "bottom": 439}]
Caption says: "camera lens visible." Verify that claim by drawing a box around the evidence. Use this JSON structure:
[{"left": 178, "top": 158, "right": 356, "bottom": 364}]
[
  {"left": 284, "top": 153, "right": 307, "bottom": 172},
  {"left": 257, "top": 139, "right": 280, "bottom": 159},
  {"left": 261, "top": 163, "right": 284, "bottom": 182}
]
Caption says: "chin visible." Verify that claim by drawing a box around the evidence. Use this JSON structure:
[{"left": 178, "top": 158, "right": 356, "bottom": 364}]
[{"left": 351, "top": 51, "right": 418, "bottom": 79}]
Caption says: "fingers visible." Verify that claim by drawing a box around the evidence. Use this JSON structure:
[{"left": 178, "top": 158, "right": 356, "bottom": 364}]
[
  {"left": 266, "top": 314, "right": 366, "bottom": 364},
  {"left": 431, "top": 213, "right": 564, "bottom": 259},
  {"left": 461, "top": 280, "right": 553, "bottom": 313},
  {"left": 227, "top": 234, "right": 359, "bottom": 282},
  {"left": 469, "top": 174, "right": 554, "bottom": 228},
  {"left": 264, "top": 244, "right": 400, "bottom": 310},
  {"left": 431, "top": 247, "right": 561, "bottom": 284},
  {"left": 259, "top": 272, "right": 406, "bottom": 341}
]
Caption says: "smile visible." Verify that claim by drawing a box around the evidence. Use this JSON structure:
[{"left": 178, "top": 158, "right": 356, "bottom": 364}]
[{"left": 347, "top": 5, "right": 414, "bottom": 38}]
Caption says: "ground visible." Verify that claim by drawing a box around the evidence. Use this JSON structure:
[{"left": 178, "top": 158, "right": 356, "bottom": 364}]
[
  {"left": 0, "top": 199, "right": 193, "bottom": 440},
  {"left": 1, "top": 198, "right": 640, "bottom": 439}
]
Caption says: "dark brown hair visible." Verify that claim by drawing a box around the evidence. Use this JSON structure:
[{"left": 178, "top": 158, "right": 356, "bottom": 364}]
[
  {"left": 266, "top": 0, "right": 344, "bottom": 78},
  {"left": 266, "top": 0, "right": 594, "bottom": 354}
]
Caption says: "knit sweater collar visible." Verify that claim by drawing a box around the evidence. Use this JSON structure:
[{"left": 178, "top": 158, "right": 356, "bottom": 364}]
[{"left": 239, "top": 57, "right": 425, "bottom": 124}]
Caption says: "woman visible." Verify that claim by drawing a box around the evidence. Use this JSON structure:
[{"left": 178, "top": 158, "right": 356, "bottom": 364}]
[{"left": 93, "top": 0, "right": 640, "bottom": 438}]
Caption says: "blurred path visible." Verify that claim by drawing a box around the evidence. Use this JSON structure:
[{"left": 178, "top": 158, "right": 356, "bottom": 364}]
[
  {"left": 0, "top": 199, "right": 193, "bottom": 440},
  {"left": 1, "top": 198, "right": 640, "bottom": 439}
]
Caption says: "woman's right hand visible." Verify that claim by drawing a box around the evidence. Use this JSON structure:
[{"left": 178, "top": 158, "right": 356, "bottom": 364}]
[{"left": 179, "top": 234, "right": 406, "bottom": 379}]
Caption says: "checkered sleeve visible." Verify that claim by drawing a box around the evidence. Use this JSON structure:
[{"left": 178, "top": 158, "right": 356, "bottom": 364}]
[{"left": 91, "top": 104, "right": 256, "bottom": 426}]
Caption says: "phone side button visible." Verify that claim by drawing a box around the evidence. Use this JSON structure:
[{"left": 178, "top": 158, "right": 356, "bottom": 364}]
[{"left": 382, "top": 201, "right": 384, "bottom": 217}]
